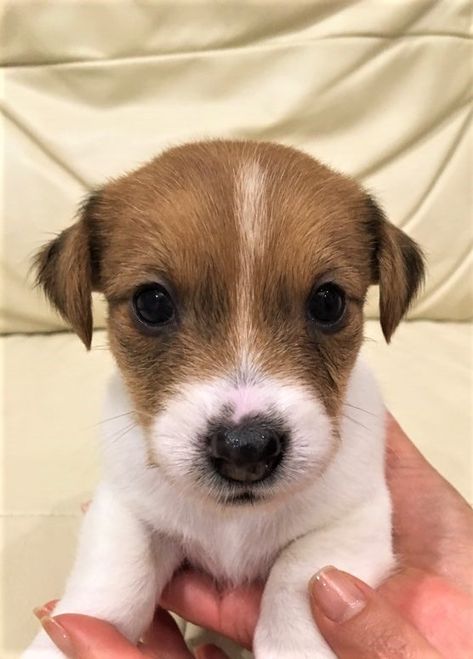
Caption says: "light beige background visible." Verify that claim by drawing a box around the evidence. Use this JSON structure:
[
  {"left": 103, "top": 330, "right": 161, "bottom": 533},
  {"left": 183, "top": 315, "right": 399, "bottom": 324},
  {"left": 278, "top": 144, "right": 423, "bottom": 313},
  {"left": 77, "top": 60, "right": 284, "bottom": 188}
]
[{"left": 1, "top": 1, "right": 472, "bottom": 657}]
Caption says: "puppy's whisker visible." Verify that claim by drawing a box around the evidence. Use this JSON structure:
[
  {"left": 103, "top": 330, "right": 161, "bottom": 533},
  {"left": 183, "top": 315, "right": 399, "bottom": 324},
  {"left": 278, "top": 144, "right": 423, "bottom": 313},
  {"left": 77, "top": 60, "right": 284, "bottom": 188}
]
[
  {"left": 340, "top": 413, "right": 369, "bottom": 432},
  {"left": 93, "top": 411, "right": 135, "bottom": 427},
  {"left": 95, "top": 409, "right": 155, "bottom": 432},
  {"left": 343, "top": 403, "right": 376, "bottom": 417},
  {"left": 108, "top": 421, "right": 138, "bottom": 444}
]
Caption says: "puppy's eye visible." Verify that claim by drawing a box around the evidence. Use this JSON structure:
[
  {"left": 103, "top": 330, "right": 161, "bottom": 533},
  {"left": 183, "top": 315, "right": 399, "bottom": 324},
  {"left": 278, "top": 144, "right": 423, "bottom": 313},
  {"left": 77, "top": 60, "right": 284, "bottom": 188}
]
[
  {"left": 133, "top": 285, "right": 175, "bottom": 327},
  {"left": 308, "top": 283, "right": 346, "bottom": 329}
]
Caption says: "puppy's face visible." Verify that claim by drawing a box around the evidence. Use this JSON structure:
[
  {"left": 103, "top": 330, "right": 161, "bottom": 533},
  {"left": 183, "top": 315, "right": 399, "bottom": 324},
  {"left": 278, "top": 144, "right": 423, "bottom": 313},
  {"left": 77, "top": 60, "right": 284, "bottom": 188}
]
[{"left": 36, "top": 141, "right": 424, "bottom": 505}]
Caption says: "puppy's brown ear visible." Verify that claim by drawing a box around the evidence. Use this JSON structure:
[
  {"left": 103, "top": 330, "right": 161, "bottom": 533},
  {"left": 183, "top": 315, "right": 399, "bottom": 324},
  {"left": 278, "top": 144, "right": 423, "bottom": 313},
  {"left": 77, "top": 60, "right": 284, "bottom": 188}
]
[
  {"left": 366, "top": 196, "right": 425, "bottom": 343},
  {"left": 34, "top": 192, "right": 102, "bottom": 349}
]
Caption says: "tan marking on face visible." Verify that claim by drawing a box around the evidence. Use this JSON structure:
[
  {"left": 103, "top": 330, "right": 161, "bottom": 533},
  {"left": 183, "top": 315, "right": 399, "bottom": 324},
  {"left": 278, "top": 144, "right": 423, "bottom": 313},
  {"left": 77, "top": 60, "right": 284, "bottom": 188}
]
[{"left": 52, "top": 141, "right": 380, "bottom": 429}]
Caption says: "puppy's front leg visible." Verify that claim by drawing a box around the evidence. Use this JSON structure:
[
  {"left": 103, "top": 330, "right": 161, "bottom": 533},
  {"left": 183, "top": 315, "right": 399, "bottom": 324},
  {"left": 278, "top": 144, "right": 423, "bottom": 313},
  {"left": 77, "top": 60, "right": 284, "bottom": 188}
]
[
  {"left": 23, "top": 484, "right": 182, "bottom": 658},
  {"left": 254, "top": 504, "right": 394, "bottom": 659}
]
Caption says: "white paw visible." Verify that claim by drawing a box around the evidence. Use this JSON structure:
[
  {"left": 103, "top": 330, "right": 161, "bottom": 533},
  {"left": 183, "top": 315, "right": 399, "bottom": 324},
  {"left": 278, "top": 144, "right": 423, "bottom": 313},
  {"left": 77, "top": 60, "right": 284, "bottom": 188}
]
[
  {"left": 254, "top": 647, "right": 335, "bottom": 659},
  {"left": 22, "top": 630, "right": 66, "bottom": 659},
  {"left": 22, "top": 648, "right": 65, "bottom": 659},
  {"left": 254, "top": 636, "right": 336, "bottom": 659}
]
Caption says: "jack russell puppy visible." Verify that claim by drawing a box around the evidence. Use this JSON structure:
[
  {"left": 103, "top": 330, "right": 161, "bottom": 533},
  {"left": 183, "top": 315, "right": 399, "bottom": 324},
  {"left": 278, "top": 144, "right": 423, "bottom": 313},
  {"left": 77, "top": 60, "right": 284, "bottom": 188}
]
[{"left": 25, "top": 140, "right": 424, "bottom": 658}]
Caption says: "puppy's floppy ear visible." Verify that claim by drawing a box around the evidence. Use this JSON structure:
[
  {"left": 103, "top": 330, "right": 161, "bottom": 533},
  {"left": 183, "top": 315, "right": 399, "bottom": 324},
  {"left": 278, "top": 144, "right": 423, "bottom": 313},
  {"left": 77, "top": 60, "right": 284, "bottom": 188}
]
[
  {"left": 366, "top": 195, "right": 425, "bottom": 343},
  {"left": 34, "top": 191, "right": 102, "bottom": 350}
]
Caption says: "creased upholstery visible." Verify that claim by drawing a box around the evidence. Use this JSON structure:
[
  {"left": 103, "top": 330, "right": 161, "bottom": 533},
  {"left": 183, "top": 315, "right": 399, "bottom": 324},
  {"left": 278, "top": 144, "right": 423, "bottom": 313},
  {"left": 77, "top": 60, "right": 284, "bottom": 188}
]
[
  {"left": 1, "top": 0, "right": 472, "bottom": 332},
  {"left": 1, "top": 2, "right": 472, "bottom": 658}
]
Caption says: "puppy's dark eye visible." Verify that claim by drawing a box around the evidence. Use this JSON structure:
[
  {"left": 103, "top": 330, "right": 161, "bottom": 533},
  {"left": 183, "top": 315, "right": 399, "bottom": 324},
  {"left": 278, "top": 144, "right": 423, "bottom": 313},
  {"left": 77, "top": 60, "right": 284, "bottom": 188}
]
[
  {"left": 308, "top": 283, "right": 346, "bottom": 329},
  {"left": 133, "top": 285, "right": 175, "bottom": 327}
]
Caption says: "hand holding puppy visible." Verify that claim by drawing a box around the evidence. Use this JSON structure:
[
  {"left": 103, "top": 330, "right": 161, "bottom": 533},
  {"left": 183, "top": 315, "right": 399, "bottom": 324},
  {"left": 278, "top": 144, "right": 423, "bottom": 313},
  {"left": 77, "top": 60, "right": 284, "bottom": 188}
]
[
  {"left": 37, "top": 570, "right": 444, "bottom": 659},
  {"left": 35, "top": 416, "right": 473, "bottom": 658}
]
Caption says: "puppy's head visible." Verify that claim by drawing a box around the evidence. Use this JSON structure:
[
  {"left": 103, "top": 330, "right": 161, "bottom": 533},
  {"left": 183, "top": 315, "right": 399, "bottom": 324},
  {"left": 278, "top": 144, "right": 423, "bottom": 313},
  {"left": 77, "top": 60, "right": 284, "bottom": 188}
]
[{"left": 35, "top": 141, "right": 424, "bottom": 505}]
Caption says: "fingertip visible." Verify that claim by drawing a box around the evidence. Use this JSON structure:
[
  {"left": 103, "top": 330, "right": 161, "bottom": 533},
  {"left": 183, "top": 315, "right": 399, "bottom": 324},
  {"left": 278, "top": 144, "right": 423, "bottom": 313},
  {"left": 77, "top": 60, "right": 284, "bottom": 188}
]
[
  {"left": 387, "top": 412, "right": 406, "bottom": 438},
  {"left": 52, "top": 613, "right": 139, "bottom": 658},
  {"left": 195, "top": 644, "right": 229, "bottom": 659},
  {"left": 309, "top": 567, "right": 368, "bottom": 624},
  {"left": 39, "top": 615, "right": 76, "bottom": 657},
  {"left": 33, "top": 600, "right": 59, "bottom": 620},
  {"left": 80, "top": 500, "right": 91, "bottom": 513},
  {"left": 308, "top": 568, "right": 442, "bottom": 658}
]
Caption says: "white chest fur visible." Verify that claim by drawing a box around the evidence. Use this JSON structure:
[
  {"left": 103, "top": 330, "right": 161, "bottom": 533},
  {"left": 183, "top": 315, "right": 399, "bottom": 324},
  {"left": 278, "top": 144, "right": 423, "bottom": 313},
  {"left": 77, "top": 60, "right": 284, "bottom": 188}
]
[{"left": 100, "top": 357, "right": 389, "bottom": 585}]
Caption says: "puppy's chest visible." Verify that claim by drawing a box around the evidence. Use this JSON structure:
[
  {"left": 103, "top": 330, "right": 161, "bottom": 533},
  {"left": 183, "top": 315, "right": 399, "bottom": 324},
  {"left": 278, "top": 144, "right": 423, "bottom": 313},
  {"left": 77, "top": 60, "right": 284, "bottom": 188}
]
[
  {"left": 178, "top": 519, "right": 280, "bottom": 584},
  {"left": 129, "top": 472, "right": 308, "bottom": 584}
]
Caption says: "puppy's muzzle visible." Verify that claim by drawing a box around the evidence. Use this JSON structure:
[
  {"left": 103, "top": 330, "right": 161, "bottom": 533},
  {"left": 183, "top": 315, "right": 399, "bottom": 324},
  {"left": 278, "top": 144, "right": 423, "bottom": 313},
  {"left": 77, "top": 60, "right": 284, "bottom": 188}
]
[{"left": 207, "top": 418, "right": 287, "bottom": 484}]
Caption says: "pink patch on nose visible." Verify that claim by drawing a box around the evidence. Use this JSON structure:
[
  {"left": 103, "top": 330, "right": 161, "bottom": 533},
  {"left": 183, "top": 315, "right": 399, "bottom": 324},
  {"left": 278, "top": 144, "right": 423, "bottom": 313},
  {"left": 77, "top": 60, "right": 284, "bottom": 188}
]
[{"left": 229, "top": 386, "right": 268, "bottom": 423}]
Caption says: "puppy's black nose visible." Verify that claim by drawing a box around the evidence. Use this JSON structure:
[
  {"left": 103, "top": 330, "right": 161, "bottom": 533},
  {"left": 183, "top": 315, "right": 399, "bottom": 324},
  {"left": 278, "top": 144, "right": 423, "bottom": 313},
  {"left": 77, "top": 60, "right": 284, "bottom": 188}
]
[{"left": 207, "top": 420, "right": 286, "bottom": 483}]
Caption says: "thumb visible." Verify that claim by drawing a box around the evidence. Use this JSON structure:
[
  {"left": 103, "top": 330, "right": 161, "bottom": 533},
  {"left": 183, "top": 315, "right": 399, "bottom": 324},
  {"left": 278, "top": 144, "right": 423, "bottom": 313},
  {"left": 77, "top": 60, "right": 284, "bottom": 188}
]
[
  {"left": 309, "top": 566, "right": 441, "bottom": 659},
  {"left": 39, "top": 613, "right": 143, "bottom": 658}
]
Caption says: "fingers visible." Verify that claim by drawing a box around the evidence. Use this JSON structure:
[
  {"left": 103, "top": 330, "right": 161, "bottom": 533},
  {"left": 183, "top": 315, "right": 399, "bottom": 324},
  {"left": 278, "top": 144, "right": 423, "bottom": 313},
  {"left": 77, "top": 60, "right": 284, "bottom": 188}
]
[
  {"left": 309, "top": 566, "right": 442, "bottom": 659},
  {"left": 80, "top": 500, "right": 92, "bottom": 514},
  {"left": 160, "top": 569, "right": 261, "bottom": 650},
  {"left": 36, "top": 609, "right": 193, "bottom": 658},
  {"left": 38, "top": 613, "right": 144, "bottom": 658},
  {"left": 386, "top": 412, "right": 456, "bottom": 486},
  {"left": 34, "top": 600, "right": 58, "bottom": 618},
  {"left": 195, "top": 645, "right": 229, "bottom": 659},
  {"left": 385, "top": 413, "right": 473, "bottom": 595},
  {"left": 141, "top": 608, "right": 194, "bottom": 657}
]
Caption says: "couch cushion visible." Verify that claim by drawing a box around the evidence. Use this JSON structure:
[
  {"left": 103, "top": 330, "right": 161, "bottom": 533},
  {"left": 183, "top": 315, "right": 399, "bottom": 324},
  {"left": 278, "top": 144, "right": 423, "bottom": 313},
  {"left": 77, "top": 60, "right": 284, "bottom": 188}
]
[
  {"left": 1, "top": 320, "right": 471, "bottom": 656},
  {"left": 1, "top": 0, "right": 472, "bottom": 334}
]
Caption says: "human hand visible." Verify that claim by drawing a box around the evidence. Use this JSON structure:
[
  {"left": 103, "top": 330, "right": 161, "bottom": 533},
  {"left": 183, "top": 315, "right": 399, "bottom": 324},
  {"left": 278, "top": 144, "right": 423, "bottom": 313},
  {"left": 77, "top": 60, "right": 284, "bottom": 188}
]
[
  {"left": 34, "top": 602, "right": 226, "bottom": 658},
  {"left": 160, "top": 414, "right": 473, "bottom": 657}
]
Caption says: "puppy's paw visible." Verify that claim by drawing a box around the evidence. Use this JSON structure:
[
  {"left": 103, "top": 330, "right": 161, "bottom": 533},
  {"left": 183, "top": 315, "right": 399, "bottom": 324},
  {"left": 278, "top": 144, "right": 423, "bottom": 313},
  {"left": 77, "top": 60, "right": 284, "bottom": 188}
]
[
  {"left": 254, "top": 645, "right": 335, "bottom": 659},
  {"left": 254, "top": 631, "right": 336, "bottom": 659},
  {"left": 22, "top": 651, "right": 64, "bottom": 659},
  {"left": 22, "top": 630, "right": 66, "bottom": 659}
]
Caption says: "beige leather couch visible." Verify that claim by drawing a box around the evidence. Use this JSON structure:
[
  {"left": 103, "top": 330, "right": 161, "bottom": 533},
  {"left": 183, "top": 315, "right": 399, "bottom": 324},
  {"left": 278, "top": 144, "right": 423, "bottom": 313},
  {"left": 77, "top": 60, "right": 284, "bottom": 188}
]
[{"left": 2, "top": 2, "right": 472, "bottom": 657}]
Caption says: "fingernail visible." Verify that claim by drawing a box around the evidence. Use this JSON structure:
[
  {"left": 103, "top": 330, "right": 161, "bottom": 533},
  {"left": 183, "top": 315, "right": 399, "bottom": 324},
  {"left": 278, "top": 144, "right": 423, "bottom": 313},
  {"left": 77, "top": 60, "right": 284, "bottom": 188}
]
[
  {"left": 309, "top": 566, "right": 367, "bottom": 623},
  {"left": 33, "top": 606, "right": 49, "bottom": 621},
  {"left": 40, "top": 616, "right": 76, "bottom": 658},
  {"left": 33, "top": 601, "right": 56, "bottom": 620}
]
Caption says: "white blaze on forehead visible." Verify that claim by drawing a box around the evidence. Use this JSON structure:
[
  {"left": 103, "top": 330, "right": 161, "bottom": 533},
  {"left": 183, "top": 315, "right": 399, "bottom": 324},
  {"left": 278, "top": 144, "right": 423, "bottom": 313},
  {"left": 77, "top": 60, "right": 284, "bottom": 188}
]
[
  {"left": 236, "top": 159, "right": 266, "bottom": 248},
  {"left": 234, "top": 159, "right": 267, "bottom": 377}
]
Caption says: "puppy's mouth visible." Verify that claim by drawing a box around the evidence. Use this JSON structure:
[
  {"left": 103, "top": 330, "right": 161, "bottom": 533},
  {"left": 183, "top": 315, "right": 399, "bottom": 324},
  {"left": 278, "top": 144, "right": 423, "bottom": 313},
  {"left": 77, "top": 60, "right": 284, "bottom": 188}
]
[
  {"left": 222, "top": 490, "right": 262, "bottom": 505},
  {"left": 207, "top": 461, "right": 285, "bottom": 507}
]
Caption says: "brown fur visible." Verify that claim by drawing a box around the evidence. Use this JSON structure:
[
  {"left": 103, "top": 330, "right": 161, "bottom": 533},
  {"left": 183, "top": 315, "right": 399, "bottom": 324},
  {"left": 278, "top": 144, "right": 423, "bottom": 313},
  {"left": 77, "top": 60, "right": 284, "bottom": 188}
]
[{"left": 35, "top": 140, "right": 424, "bottom": 426}]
